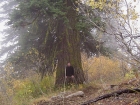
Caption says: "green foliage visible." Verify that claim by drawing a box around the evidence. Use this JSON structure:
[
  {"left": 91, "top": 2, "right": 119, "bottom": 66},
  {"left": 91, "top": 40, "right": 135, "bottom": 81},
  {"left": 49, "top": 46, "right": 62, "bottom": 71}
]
[
  {"left": 10, "top": 75, "right": 54, "bottom": 105},
  {"left": 0, "top": 0, "right": 111, "bottom": 80},
  {"left": 8, "top": 0, "right": 66, "bottom": 27},
  {"left": 124, "top": 70, "right": 137, "bottom": 79},
  {"left": 76, "top": 15, "right": 92, "bottom": 31},
  {"left": 15, "top": 76, "right": 54, "bottom": 99},
  {"left": 0, "top": 63, "right": 55, "bottom": 105}
]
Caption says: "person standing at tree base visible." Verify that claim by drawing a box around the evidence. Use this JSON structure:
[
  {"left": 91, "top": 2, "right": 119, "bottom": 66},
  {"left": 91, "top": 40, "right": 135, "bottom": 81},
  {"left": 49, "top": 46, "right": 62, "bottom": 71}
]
[{"left": 65, "top": 62, "right": 76, "bottom": 85}]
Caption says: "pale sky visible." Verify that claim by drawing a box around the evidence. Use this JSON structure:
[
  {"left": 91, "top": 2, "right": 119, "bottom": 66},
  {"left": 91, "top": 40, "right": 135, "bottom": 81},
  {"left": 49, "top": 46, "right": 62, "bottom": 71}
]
[{"left": 0, "top": 21, "right": 6, "bottom": 47}]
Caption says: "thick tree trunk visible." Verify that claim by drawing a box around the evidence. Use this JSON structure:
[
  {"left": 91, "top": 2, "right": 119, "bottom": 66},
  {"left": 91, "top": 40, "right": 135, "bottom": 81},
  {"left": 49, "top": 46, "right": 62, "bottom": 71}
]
[{"left": 55, "top": 0, "right": 85, "bottom": 86}]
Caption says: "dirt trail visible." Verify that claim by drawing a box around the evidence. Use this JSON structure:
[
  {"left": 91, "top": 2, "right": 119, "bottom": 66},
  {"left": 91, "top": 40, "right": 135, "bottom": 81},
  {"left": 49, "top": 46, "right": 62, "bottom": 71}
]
[{"left": 35, "top": 85, "right": 140, "bottom": 105}]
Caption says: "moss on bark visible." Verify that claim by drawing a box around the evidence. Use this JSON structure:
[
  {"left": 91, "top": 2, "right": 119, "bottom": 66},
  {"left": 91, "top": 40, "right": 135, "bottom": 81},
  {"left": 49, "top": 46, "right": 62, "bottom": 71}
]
[{"left": 55, "top": 0, "right": 85, "bottom": 87}]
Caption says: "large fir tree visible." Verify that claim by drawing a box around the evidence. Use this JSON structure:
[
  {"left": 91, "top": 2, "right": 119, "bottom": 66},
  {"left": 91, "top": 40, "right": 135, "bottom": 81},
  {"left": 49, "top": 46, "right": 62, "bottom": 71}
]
[{"left": 0, "top": 0, "right": 108, "bottom": 86}]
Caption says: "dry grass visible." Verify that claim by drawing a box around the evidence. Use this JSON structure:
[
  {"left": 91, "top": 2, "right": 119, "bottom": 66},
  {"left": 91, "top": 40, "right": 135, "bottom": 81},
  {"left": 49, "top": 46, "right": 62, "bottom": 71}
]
[
  {"left": 1, "top": 55, "right": 136, "bottom": 105},
  {"left": 82, "top": 54, "right": 128, "bottom": 84}
]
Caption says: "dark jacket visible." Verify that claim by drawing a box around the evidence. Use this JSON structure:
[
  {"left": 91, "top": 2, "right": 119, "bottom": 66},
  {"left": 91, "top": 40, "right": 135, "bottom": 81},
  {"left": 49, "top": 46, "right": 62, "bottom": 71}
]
[{"left": 66, "top": 66, "right": 74, "bottom": 76}]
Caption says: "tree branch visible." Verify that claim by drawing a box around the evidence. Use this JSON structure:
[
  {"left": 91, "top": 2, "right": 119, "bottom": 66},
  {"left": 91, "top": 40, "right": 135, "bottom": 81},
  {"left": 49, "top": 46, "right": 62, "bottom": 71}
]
[{"left": 81, "top": 88, "right": 140, "bottom": 105}]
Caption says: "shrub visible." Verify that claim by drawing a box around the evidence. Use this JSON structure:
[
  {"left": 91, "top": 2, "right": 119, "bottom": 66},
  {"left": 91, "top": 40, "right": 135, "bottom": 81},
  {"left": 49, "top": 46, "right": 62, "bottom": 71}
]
[
  {"left": 0, "top": 64, "right": 55, "bottom": 105},
  {"left": 82, "top": 55, "right": 126, "bottom": 83}
]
